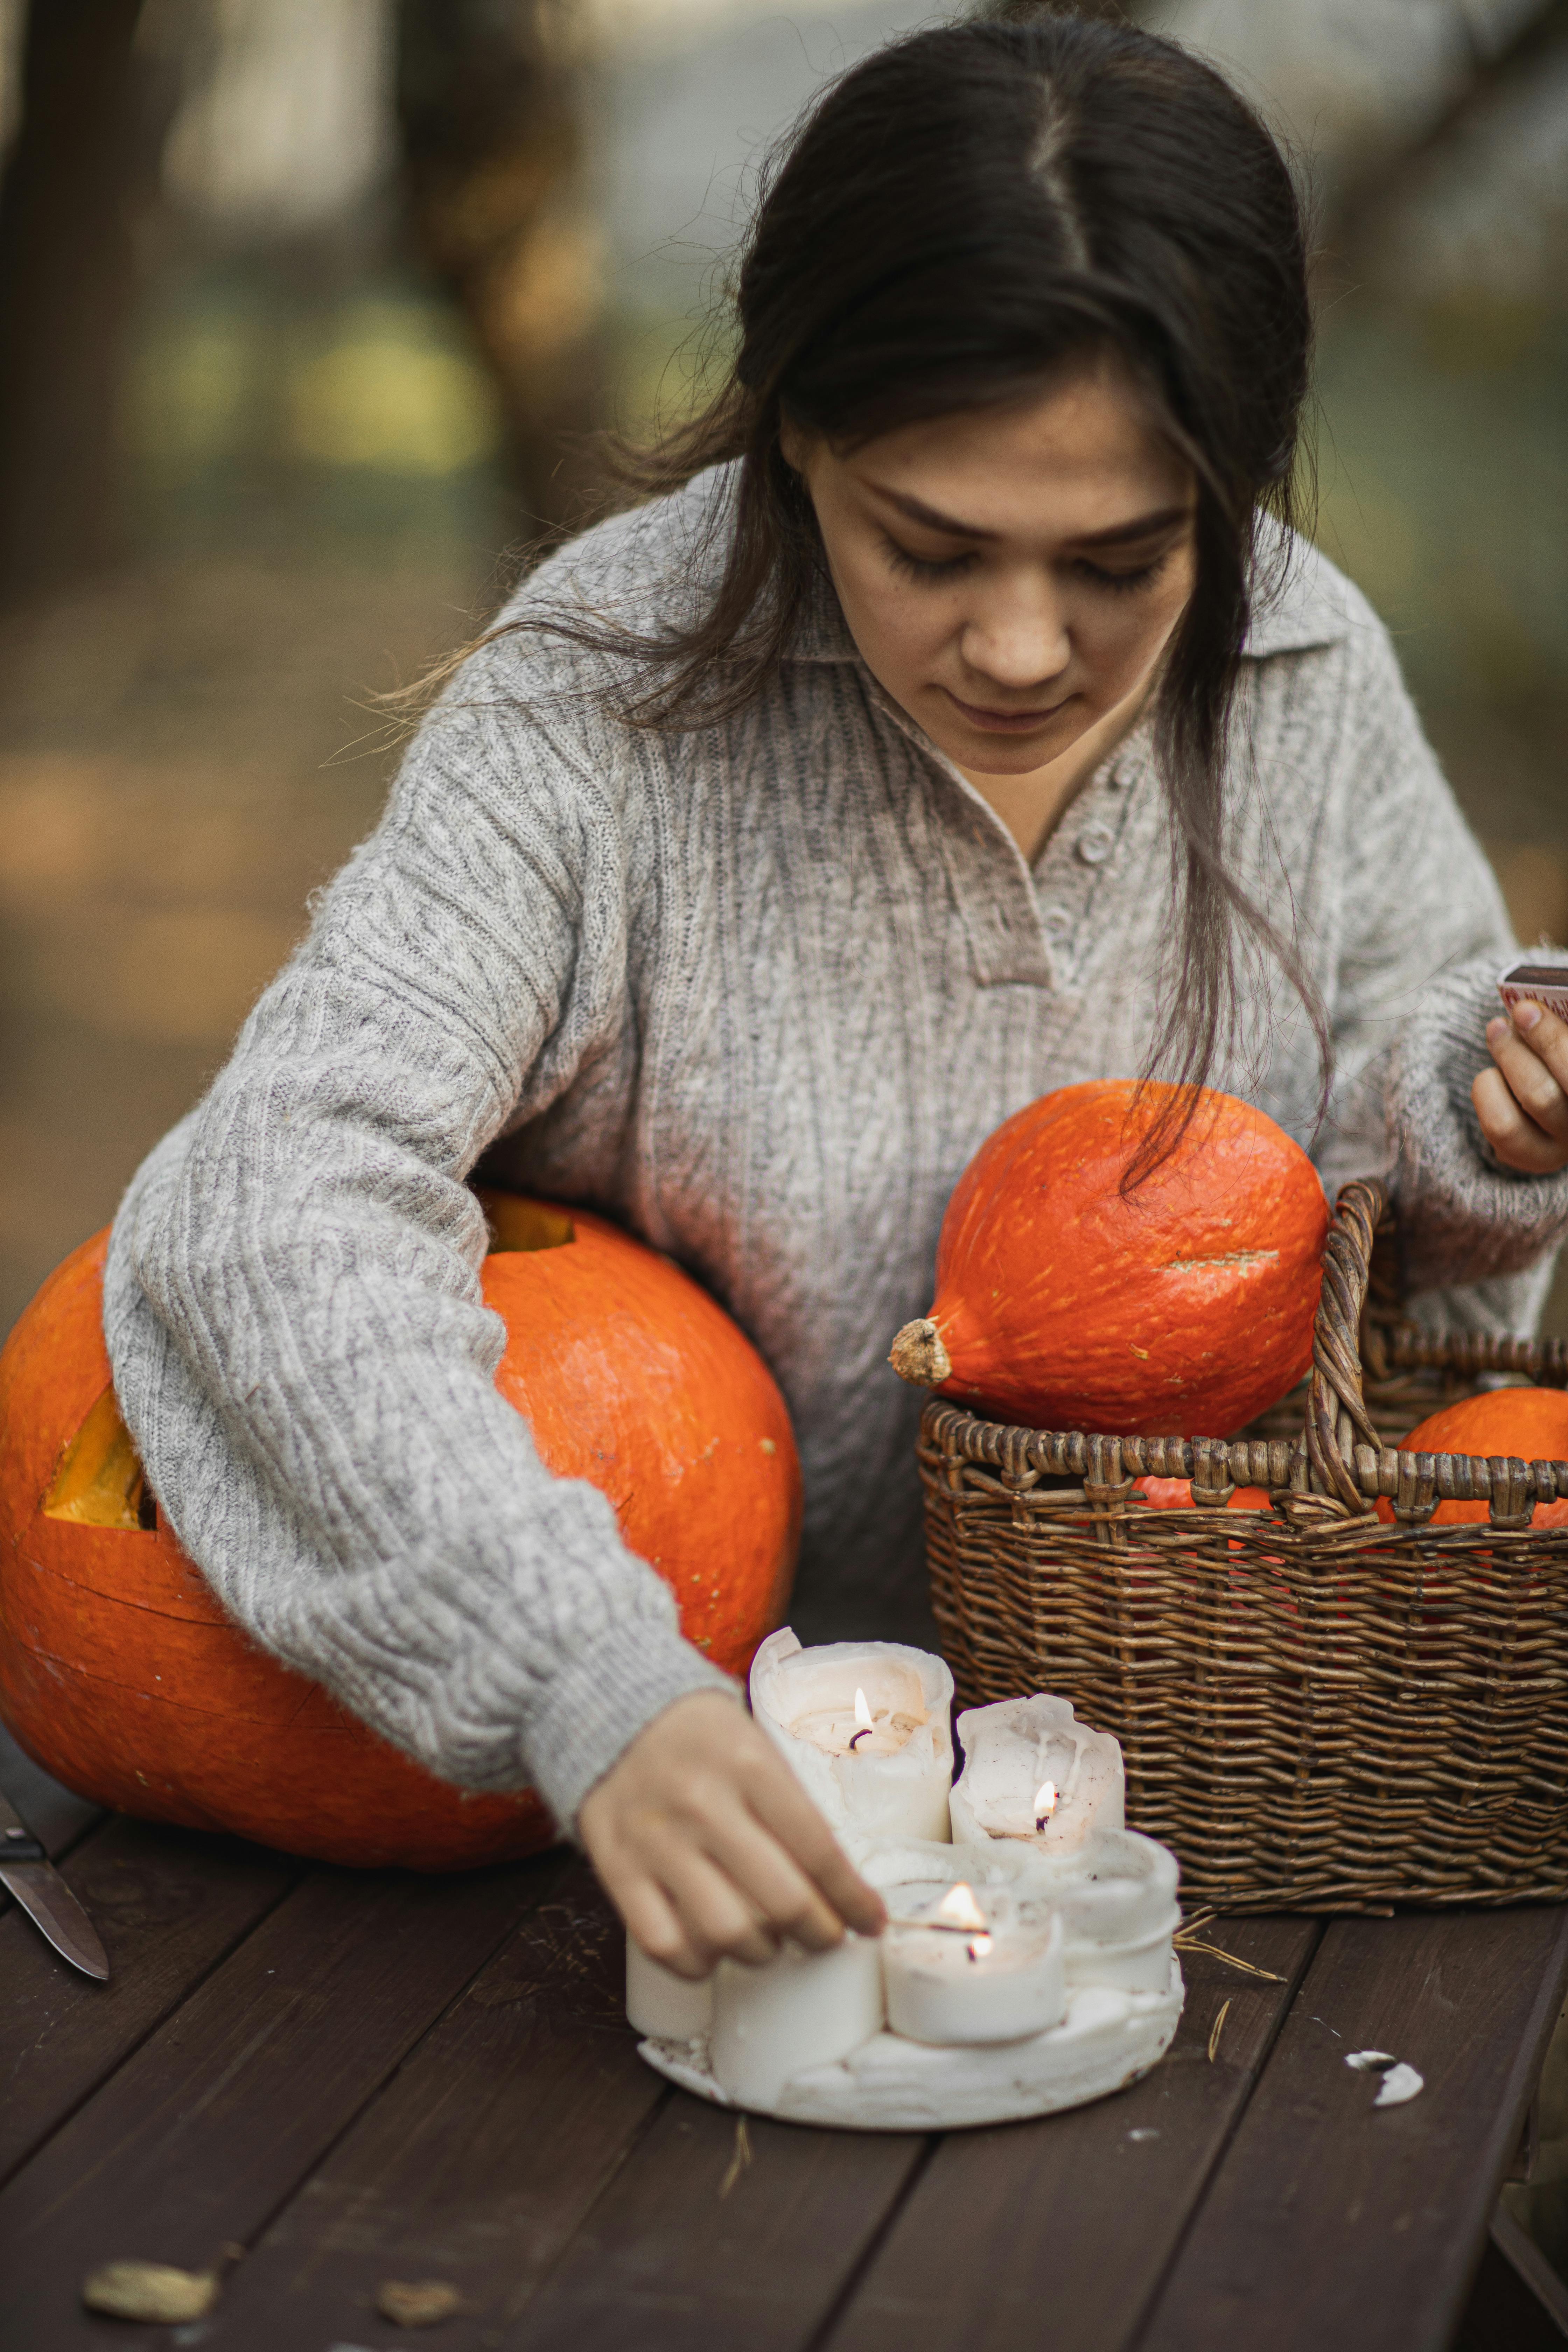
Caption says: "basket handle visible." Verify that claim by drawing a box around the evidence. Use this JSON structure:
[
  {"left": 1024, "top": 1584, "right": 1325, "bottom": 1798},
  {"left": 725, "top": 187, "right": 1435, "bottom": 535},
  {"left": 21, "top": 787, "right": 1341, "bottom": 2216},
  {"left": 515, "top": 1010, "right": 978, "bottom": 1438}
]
[{"left": 1306, "top": 1177, "right": 1388, "bottom": 1513}]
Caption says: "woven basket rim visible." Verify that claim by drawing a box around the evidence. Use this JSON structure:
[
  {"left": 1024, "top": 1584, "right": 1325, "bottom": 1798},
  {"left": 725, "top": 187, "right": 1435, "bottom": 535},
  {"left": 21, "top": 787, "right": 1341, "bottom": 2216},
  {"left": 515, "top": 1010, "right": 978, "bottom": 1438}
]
[{"left": 919, "top": 1177, "right": 1568, "bottom": 1531}]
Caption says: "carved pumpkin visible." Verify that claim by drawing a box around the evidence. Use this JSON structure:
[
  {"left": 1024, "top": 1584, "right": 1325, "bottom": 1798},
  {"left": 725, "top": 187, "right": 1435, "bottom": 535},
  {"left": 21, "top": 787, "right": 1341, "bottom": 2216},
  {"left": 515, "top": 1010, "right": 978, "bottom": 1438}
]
[
  {"left": 0, "top": 1196, "right": 800, "bottom": 1869},
  {"left": 1375, "top": 1388, "right": 1568, "bottom": 1529},
  {"left": 890, "top": 1080, "right": 1328, "bottom": 1438}
]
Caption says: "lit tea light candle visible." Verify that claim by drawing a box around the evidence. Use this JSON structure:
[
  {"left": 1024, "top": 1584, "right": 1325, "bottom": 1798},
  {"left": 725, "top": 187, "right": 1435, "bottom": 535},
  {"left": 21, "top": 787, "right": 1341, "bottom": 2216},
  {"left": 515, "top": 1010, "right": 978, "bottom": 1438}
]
[
  {"left": 750, "top": 1629, "right": 954, "bottom": 1841},
  {"left": 949, "top": 1695, "right": 1124, "bottom": 1855},
  {"left": 710, "top": 1932, "right": 885, "bottom": 2109},
  {"left": 625, "top": 1935, "right": 713, "bottom": 2042},
  {"left": 881, "top": 1876, "right": 1065, "bottom": 2046}
]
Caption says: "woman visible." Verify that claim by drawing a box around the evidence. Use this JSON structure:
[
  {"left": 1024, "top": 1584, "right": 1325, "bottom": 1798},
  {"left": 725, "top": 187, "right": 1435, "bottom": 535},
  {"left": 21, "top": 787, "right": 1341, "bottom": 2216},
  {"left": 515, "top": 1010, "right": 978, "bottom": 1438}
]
[{"left": 107, "top": 10, "right": 1568, "bottom": 1981}]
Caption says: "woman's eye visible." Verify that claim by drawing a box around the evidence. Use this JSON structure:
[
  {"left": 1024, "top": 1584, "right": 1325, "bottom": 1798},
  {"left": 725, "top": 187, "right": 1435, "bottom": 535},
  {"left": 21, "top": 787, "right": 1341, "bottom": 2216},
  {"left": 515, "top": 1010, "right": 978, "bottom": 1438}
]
[
  {"left": 881, "top": 534, "right": 977, "bottom": 584},
  {"left": 1074, "top": 550, "right": 1172, "bottom": 596}
]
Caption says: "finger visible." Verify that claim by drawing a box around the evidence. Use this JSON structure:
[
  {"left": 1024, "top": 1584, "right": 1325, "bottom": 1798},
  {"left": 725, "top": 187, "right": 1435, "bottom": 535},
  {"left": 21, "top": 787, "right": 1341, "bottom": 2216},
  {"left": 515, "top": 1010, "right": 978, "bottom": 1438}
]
[
  {"left": 1508, "top": 997, "right": 1568, "bottom": 1091},
  {"left": 585, "top": 1828, "right": 708, "bottom": 1978},
  {"left": 742, "top": 1758, "right": 888, "bottom": 1936},
  {"left": 658, "top": 1847, "right": 780, "bottom": 1970},
  {"left": 618, "top": 1879, "right": 710, "bottom": 1981},
  {"left": 1486, "top": 1014, "right": 1568, "bottom": 1141},
  {"left": 696, "top": 1802, "right": 851, "bottom": 1952},
  {"left": 1473, "top": 1066, "right": 1568, "bottom": 1175},
  {"left": 618, "top": 1781, "right": 845, "bottom": 1951}
]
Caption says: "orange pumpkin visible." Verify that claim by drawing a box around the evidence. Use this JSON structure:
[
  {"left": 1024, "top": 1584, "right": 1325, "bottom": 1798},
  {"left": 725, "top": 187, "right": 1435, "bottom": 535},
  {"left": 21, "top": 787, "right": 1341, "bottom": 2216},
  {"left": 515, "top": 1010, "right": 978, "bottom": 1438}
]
[
  {"left": 891, "top": 1080, "right": 1327, "bottom": 1438},
  {"left": 1375, "top": 1388, "right": 1568, "bottom": 1529},
  {"left": 1134, "top": 1478, "right": 1272, "bottom": 1512},
  {"left": 0, "top": 1196, "right": 800, "bottom": 1869}
]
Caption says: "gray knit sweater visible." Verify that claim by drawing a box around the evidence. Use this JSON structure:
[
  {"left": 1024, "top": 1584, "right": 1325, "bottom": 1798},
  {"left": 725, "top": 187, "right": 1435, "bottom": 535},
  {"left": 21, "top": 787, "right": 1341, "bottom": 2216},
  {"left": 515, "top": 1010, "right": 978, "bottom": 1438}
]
[{"left": 105, "top": 466, "right": 1568, "bottom": 1829}]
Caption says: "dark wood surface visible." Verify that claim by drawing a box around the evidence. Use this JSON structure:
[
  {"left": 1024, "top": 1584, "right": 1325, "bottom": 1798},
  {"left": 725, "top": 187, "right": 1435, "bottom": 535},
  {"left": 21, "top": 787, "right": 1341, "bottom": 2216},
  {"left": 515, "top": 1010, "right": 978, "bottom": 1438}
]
[
  {"left": 2, "top": 1731, "right": 1566, "bottom": 2352},
  {"left": 826, "top": 1916, "right": 1323, "bottom": 2352}
]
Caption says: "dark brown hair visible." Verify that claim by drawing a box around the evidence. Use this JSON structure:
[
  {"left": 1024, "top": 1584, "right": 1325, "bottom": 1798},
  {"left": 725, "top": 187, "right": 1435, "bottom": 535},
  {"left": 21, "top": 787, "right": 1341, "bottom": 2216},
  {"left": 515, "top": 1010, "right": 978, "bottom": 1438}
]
[{"left": 449, "top": 6, "right": 1324, "bottom": 1156}]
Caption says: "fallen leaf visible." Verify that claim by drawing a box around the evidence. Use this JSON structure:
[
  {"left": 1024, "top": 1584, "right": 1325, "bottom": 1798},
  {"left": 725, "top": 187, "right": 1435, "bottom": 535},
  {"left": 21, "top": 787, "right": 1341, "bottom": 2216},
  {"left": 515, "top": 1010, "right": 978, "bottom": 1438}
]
[
  {"left": 81, "top": 2260, "right": 219, "bottom": 2323},
  {"left": 377, "top": 2278, "right": 466, "bottom": 2328}
]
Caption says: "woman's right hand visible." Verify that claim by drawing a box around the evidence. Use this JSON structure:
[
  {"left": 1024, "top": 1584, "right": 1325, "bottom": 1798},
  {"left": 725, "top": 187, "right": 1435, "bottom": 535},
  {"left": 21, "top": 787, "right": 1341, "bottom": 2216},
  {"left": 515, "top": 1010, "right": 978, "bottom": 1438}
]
[{"left": 578, "top": 1689, "right": 887, "bottom": 1976}]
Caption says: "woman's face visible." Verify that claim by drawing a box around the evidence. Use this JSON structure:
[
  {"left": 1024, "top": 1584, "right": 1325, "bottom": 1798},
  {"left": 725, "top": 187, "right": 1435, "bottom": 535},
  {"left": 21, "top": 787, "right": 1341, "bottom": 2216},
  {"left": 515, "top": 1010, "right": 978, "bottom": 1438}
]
[{"left": 784, "top": 359, "right": 1197, "bottom": 777}]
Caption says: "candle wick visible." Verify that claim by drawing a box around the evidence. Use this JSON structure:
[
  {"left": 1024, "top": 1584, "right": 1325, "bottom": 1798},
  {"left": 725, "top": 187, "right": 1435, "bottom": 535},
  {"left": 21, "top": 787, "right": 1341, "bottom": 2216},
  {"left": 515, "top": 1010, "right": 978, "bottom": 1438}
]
[{"left": 848, "top": 1728, "right": 872, "bottom": 1751}]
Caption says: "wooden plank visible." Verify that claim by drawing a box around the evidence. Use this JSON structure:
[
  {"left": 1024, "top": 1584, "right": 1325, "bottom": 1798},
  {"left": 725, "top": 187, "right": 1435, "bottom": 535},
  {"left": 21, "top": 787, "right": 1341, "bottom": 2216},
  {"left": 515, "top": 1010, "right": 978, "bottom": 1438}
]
[
  {"left": 0, "top": 1815, "right": 297, "bottom": 2187},
  {"left": 0, "top": 1719, "right": 101, "bottom": 1857},
  {"left": 0, "top": 1851, "right": 548, "bottom": 2347},
  {"left": 819, "top": 1917, "right": 1320, "bottom": 2352},
  {"left": 503, "top": 2095, "right": 926, "bottom": 2352},
  {"left": 196, "top": 1860, "right": 670, "bottom": 2351},
  {"left": 1455, "top": 2208, "right": 1568, "bottom": 2350},
  {"left": 1138, "top": 1906, "right": 1568, "bottom": 2352}
]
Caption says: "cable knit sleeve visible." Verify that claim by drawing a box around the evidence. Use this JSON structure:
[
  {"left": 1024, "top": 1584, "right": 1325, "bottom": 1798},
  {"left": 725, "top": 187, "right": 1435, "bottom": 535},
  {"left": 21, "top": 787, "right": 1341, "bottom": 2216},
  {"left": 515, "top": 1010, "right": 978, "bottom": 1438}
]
[
  {"left": 103, "top": 657, "right": 735, "bottom": 1830},
  {"left": 1309, "top": 606, "right": 1568, "bottom": 1331}
]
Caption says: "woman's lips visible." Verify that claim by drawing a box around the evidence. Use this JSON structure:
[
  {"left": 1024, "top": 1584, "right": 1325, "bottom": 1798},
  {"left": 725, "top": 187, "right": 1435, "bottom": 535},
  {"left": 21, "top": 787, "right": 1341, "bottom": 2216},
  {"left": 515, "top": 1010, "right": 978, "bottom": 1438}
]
[{"left": 942, "top": 687, "right": 1070, "bottom": 735}]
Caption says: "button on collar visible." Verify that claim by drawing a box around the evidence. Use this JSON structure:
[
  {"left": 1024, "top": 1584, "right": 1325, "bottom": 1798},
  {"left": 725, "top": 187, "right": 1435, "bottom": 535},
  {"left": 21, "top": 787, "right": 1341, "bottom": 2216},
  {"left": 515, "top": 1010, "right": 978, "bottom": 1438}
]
[
  {"left": 1040, "top": 903, "right": 1073, "bottom": 938},
  {"left": 1075, "top": 821, "right": 1116, "bottom": 866}
]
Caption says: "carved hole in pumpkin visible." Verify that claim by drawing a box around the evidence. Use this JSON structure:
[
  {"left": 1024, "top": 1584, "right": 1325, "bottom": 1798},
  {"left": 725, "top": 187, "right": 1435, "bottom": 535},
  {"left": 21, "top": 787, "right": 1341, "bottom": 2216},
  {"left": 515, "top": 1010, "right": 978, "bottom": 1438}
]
[
  {"left": 478, "top": 1190, "right": 576, "bottom": 1255},
  {"left": 43, "top": 1384, "right": 154, "bottom": 1531}
]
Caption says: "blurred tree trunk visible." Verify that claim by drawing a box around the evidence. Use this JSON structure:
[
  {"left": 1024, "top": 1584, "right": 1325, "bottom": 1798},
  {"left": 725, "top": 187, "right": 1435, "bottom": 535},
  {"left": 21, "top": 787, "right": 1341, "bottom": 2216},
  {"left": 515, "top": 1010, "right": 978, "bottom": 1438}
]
[
  {"left": 395, "top": 0, "right": 606, "bottom": 540},
  {"left": 0, "top": 0, "right": 177, "bottom": 607}
]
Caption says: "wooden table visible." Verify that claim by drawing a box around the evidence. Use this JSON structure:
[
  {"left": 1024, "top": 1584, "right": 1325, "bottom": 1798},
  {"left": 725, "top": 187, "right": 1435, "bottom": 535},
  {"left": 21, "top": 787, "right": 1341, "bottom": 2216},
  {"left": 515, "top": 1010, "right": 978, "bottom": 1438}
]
[{"left": 5, "top": 1725, "right": 1568, "bottom": 2352}]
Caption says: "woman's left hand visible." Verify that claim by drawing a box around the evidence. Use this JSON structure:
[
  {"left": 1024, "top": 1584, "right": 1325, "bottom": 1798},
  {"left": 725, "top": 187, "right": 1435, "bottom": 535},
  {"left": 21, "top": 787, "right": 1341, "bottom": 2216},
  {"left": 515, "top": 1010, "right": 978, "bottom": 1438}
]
[{"left": 1474, "top": 998, "right": 1568, "bottom": 1174}]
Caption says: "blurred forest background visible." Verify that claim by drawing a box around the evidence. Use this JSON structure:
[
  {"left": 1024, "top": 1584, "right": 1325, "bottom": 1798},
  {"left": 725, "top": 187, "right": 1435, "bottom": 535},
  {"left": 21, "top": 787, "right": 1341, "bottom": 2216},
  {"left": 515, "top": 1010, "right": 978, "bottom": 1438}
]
[{"left": 0, "top": 0, "right": 1563, "bottom": 1339}]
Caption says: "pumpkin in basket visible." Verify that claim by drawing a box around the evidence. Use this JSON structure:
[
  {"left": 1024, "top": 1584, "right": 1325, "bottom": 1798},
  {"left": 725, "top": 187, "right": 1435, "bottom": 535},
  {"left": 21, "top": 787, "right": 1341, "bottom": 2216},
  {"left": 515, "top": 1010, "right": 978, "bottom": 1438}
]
[
  {"left": 890, "top": 1080, "right": 1328, "bottom": 1438},
  {"left": 1134, "top": 1477, "right": 1271, "bottom": 1512},
  {"left": 0, "top": 1195, "right": 800, "bottom": 1870},
  {"left": 1375, "top": 1387, "right": 1568, "bottom": 1528}
]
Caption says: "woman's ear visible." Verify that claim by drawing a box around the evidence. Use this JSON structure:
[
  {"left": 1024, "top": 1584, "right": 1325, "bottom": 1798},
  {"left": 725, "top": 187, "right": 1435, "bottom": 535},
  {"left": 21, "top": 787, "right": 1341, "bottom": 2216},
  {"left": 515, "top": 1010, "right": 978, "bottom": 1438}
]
[{"left": 778, "top": 414, "right": 811, "bottom": 476}]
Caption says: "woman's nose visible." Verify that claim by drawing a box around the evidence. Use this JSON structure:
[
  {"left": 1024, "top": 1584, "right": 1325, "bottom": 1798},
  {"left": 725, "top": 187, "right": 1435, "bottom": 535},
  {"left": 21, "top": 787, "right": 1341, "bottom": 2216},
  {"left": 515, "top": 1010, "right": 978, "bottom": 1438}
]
[{"left": 958, "top": 578, "right": 1071, "bottom": 692}]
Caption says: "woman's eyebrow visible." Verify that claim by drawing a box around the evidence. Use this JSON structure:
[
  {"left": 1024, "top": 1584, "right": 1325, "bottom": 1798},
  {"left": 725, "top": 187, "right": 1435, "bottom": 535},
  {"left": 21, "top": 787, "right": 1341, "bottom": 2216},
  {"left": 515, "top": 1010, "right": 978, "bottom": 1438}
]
[
  {"left": 1072, "top": 504, "right": 1192, "bottom": 548},
  {"left": 869, "top": 484, "right": 1192, "bottom": 547}
]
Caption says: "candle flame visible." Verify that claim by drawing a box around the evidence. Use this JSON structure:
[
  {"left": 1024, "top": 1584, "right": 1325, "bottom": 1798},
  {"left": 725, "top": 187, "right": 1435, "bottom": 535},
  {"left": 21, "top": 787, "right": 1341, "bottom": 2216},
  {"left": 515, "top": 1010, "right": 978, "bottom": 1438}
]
[
  {"left": 854, "top": 1687, "right": 875, "bottom": 1732},
  {"left": 934, "top": 1881, "right": 988, "bottom": 1933},
  {"left": 966, "top": 1932, "right": 994, "bottom": 1962},
  {"left": 1034, "top": 1779, "right": 1058, "bottom": 1830}
]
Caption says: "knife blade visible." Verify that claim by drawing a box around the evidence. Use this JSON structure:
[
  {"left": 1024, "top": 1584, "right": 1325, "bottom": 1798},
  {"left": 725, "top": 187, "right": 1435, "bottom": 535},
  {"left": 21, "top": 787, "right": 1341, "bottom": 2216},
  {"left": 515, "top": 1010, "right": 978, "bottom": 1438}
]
[{"left": 0, "top": 1782, "right": 109, "bottom": 1979}]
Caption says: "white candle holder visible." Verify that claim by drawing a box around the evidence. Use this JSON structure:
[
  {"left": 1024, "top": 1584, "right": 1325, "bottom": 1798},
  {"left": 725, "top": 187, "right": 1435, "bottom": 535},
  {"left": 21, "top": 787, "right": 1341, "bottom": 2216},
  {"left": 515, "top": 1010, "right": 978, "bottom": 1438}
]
[
  {"left": 639, "top": 1965, "right": 1183, "bottom": 2131},
  {"left": 630, "top": 1646, "right": 1184, "bottom": 2130},
  {"left": 948, "top": 1694, "right": 1124, "bottom": 1855},
  {"left": 625, "top": 1935, "right": 714, "bottom": 2042},
  {"left": 710, "top": 1932, "right": 885, "bottom": 2109},
  {"left": 750, "top": 1627, "right": 954, "bottom": 1842},
  {"left": 1028, "top": 1828, "right": 1183, "bottom": 1993}
]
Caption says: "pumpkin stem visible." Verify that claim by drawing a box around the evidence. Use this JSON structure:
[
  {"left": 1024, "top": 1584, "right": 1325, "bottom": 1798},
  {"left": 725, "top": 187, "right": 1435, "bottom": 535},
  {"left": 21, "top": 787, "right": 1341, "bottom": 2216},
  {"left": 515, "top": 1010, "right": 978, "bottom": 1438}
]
[{"left": 889, "top": 1318, "right": 951, "bottom": 1388}]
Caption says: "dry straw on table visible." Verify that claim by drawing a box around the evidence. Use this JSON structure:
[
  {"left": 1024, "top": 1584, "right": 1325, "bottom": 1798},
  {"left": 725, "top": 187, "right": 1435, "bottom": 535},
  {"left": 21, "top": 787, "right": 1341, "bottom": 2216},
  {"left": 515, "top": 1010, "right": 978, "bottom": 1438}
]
[{"left": 921, "top": 1179, "right": 1568, "bottom": 1913}]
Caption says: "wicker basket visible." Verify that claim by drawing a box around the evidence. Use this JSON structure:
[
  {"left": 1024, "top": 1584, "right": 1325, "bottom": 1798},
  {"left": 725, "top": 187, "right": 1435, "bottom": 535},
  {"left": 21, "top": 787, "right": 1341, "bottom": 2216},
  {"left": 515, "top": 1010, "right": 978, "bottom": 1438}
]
[{"left": 920, "top": 1178, "right": 1568, "bottom": 1912}]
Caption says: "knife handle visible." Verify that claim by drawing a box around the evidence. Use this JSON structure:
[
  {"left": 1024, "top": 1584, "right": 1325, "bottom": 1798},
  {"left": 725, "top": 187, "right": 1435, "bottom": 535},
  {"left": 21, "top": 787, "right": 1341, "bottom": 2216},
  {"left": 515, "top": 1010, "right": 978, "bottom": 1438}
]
[{"left": 0, "top": 1782, "right": 46, "bottom": 1862}]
